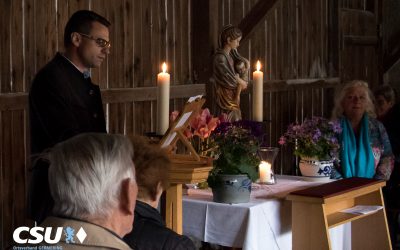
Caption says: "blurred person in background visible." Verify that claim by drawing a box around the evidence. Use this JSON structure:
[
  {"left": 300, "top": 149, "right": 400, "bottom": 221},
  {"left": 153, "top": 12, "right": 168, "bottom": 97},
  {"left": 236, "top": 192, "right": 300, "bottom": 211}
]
[{"left": 374, "top": 84, "right": 400, "bottom": 248}]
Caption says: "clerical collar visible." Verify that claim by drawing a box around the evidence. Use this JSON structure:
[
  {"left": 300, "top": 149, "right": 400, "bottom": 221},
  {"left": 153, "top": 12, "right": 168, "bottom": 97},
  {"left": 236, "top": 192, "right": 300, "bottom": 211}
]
[{"left": 61, "top": 53, "right": 91, "bottom": 78}]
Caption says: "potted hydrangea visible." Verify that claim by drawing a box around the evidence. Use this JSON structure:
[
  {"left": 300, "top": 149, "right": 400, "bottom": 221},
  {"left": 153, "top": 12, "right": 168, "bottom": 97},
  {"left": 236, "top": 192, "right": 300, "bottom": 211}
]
[
  {"left": 279, "top": 116, "right": 342, "bottom": 178},
  {"left": 207, "top": 120, "right": 263, "bottom": 203}
]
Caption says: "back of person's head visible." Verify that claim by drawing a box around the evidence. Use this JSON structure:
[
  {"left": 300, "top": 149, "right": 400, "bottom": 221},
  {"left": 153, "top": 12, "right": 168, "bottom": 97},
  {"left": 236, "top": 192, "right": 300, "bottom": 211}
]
[
  {"left": 64, "top": 10, "right": 111, "bottom": 48},
  {"left": 374, "top": 84, "right": 396, "bottom": 104},
  {"left": 218, "top": 24, "right": 242, "bottom": 48},
  {"left": 130, "top": 136, "right": 170, "bottom": 201},
  {"left": 48, "top": 133, "right": 135, "bottom": 221},
  {"left": 331, "top": 80, "right": 376, "bottom": 119}
]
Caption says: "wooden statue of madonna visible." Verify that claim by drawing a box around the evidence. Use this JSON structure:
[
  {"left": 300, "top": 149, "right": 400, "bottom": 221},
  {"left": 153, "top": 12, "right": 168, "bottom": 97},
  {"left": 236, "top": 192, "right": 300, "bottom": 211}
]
[{"left": 210, "top": 24, "right": 249, "bottom": 121}]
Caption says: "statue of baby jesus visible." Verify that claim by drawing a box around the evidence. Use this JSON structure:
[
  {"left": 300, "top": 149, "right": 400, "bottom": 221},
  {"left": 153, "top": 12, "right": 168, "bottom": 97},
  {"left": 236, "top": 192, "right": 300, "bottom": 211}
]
[{"left": 234, "top": 59, "right": 250, "bottom": 106}]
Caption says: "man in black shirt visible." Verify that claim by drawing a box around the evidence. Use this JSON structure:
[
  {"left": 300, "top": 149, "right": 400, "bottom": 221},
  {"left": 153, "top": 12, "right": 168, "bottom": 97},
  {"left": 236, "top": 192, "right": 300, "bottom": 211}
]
[{"left": 28, "top": 10, "right": 111, "bottom": 223}]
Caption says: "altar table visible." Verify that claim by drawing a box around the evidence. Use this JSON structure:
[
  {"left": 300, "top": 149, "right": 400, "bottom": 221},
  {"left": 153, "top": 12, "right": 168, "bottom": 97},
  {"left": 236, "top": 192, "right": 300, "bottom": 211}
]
[{"left": 182, "top": 175, "right": 351, "bottom": 250}]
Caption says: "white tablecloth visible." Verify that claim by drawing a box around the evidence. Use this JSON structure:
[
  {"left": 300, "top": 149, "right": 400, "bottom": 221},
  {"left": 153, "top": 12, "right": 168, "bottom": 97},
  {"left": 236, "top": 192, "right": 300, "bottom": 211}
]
[{"left": 182, "top": 175, "right": 351, "bottom": 250}]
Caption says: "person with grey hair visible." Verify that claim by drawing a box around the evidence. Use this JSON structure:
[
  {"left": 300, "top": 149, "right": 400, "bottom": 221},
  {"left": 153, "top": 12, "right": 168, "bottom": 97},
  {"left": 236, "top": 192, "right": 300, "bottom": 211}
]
[
  {"left": 331, "top": 80, "right": 394, "bottom": 180},
  {"left": 40, "top": 133, "right": 137, "bottom": 249}
]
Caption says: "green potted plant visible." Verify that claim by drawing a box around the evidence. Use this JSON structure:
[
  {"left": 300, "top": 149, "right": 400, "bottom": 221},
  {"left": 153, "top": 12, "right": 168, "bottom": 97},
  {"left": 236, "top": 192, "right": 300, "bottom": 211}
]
[{"left": 207, "top": 121, "right": 262, "bottom": 203}]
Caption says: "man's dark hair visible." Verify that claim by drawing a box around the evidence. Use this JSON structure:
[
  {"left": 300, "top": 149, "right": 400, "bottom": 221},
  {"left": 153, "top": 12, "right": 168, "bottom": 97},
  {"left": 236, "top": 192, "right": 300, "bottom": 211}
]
[{"left": 64, "top": 10, "right": 111, "bottom": 48}]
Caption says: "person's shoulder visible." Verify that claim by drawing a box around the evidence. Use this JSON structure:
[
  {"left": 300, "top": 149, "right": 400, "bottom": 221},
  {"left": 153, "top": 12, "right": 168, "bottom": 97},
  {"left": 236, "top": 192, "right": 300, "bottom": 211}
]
[
  {"left": 392, "top": 102, "right": 400, "bottom": 115},
  {"left": 213, "top": 53, "right": 226, "bottom": 61},
  {"left": 369, "top": 116, "right": 382, "bottom": 126},
  {"left": 37, "top": 53, "right": 65, "bottom": 73},
  {"left": 163, "top": 228, "right": 196, "bottom": 250},
  {"left": 31, "top": 53, "right": 65, "bottom": 86},
  {"left": 213, "top": 49, "right": 228, "bottom": 58},
  {"left": 369, "top": 116, "right": 388, "bottom": 135}
]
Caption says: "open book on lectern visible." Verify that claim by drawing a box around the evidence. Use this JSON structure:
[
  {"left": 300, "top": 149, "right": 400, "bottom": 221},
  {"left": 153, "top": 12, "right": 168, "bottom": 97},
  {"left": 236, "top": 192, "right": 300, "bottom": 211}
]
[{"left": 159, "top": 95, "right": 206, "bottom": 163}]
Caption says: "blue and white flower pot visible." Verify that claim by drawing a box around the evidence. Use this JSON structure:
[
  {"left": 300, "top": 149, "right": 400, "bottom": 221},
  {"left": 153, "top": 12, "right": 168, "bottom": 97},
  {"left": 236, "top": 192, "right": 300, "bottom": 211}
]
[
  {"left": 299, "top": 157, "right": 333, "bottom": 178},
  {"left": 212, "top": 174, "right": 252, "bottom": 203}
]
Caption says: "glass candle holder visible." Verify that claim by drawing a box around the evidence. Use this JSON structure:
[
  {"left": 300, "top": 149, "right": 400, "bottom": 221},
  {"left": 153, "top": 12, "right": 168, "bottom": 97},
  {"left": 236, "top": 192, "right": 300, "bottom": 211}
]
[{"left": 258, "top": 147, "right": 279, "bottom": 184}]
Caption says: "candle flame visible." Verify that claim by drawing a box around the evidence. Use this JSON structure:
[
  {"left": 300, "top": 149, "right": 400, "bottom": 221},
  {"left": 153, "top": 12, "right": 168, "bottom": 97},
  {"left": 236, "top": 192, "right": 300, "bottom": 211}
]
[
  {"left": 162, "top": 62, "right": 167, "bottom": 73},
  {"left": 256, "top": 60, "right": 261, "bottom": 71}
]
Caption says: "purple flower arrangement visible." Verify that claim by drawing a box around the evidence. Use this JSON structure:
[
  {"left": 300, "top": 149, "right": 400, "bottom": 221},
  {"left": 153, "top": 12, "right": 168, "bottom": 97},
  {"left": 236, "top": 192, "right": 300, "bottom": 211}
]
[
  {"left": 279, "top": 116, "right": 342, "bottom": 160},
  {"left": 214, "top": 120, "right": 264, "bottom": 140}
]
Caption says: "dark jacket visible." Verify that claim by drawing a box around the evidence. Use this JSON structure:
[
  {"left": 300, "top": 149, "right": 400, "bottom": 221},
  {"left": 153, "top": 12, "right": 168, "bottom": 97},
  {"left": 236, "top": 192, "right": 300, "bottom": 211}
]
[
  {"left": 379, "top": 103, "right": 400, "bottom": 163},
  {"left": 380, "top": 103, "right": 400, "bottom": 208},
  {"left": 29, "top": 52, "right": 106, "bottom": 156},
  {"left": 28, "top": 53, "right": 107, "bottom": 222},
  {"left": 124, "top": 201, "right": 196, "bottom": 250}
]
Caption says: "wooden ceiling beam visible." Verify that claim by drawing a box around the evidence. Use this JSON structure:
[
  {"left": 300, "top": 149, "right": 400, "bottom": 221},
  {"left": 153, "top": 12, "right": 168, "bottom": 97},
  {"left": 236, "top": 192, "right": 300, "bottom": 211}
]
[
  {"left": 384, "top": 30, "right": 400, "bottom": 72},
  {"left": 238, "top": 0, "right": 279, "bottom": 42}
]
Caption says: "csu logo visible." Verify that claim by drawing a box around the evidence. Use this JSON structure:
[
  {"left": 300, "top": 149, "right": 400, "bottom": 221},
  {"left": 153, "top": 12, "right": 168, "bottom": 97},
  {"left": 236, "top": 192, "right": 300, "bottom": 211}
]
[{"left": 13, "top": 225, "right": 87, "bottom": 244}]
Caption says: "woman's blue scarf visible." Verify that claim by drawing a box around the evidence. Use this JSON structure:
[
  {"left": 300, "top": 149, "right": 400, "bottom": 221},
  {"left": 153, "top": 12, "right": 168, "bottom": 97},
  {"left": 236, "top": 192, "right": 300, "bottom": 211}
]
[{"left": 339, "top": 114, "right": 375, "bottom": 178}]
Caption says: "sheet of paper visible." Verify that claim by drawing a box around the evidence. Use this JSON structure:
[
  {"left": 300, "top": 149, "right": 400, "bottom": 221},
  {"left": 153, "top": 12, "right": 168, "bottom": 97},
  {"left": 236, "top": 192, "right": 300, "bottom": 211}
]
[
  {"left": 340, "top": 205, "right": 383, "bottom": 215},
  {"left": 188, "top": 95, "right": 203, "bottom": 103},
  {"left": 175, "top": 111, "right": 192, "bottom": 129},
  {"left": 161, "top": 132, "right": 176, "bottom": 148}
]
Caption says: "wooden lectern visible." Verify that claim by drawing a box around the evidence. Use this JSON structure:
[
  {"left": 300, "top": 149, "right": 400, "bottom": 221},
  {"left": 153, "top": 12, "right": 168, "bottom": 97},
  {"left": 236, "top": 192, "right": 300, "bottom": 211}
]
[
  {"left": 287, "top": 178, "right": 392, "bottom": 250},
  {"left": 160, "top": 96, "right": 213, "bottom": 234}
]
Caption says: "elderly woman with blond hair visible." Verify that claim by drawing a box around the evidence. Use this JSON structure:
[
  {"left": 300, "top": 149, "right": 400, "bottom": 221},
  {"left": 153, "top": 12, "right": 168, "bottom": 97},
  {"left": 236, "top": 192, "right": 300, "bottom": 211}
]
[{"left": 331, "top": 80, "right": 394, "bottom": 180}]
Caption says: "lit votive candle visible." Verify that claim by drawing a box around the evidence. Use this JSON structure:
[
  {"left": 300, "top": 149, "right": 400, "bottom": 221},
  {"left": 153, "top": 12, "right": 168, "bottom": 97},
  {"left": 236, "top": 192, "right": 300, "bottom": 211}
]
[{"left": 259, "top": 161, "right": 271, "bottom": 183}]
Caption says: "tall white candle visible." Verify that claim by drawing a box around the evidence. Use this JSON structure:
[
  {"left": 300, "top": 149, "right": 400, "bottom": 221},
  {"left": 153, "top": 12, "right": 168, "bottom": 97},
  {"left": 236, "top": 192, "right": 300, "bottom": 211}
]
[
  {"left": 259, "top": 161, "right": 271, "bottom": 183},
  {"left": 157, "top": 62, "right": 170, "bottom": 135},
  {"left": 252, "top": 60, "right": 263, "bottom": 122}
]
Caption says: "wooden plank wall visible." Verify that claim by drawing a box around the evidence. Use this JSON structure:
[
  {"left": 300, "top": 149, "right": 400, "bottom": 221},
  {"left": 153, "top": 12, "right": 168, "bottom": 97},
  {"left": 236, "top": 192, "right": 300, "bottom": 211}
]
[
  {"left": 0, "top": 0, "right": 197, "bottom": 248},
  {"left": 338, "top": 0, "right": 382, "bottom": 89},
  {"left": 0, "top": 0, "right": 382, "bottom": 248},
  {"left": 208, "top": 0, "right": 330, "bottom": 81}
]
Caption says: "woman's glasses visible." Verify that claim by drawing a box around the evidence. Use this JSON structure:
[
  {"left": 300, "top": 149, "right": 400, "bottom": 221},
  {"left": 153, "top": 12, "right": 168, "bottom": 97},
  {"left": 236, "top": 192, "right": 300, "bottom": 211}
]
[{"left": 78, "top": 33, "right": 111, "bottom": 49}]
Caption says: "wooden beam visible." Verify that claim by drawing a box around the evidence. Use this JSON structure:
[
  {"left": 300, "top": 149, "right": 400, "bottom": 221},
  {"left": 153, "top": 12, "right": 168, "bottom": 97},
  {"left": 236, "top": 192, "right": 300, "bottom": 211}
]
[
  {"left": 384, "top": 30, "right": 400, "bottom": 72},
  {"left": 0, "top": 84, "right": 206, "bottom": 110},
  {"left": 384, "top": 48, "right": 400, "bottom": 72},
  {"left": 263, "top": 78, "right": 340, "bottom": 92},
  {"left": 0, "top": 79, "right": 339, "bottom": 110},
  {"left": 343, "top": 35, "right": 378, "bottom": 46},
  {"left": 102, "top": 84, "right": 206, "bottom": 103},
  {"left": 238, "top": 0, "right": 279, "bottom": 42},
  {"left": 0, "top": 79, "right": 340, "bottom": 110},
  {"left": 0, "top": 93, "right": 28, "bottom": 110}
]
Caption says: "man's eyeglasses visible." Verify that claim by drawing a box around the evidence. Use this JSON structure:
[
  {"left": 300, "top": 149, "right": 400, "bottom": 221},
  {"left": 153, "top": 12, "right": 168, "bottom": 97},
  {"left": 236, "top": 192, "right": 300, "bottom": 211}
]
[{"left": 78, "top": 33, "right": 111, "bottom": 49}]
